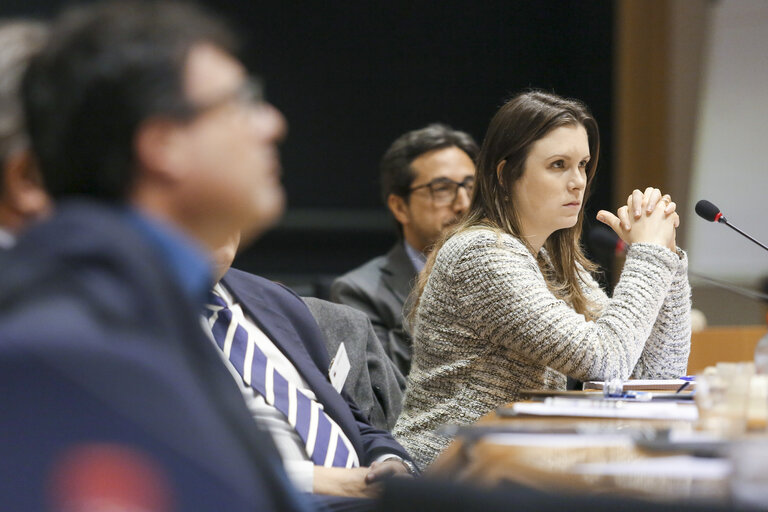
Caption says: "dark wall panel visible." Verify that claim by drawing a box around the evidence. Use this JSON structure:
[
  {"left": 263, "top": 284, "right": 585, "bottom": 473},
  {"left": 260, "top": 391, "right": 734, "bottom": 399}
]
[{"left": 1, "top": 1, "right": 615, "bottom": 292}]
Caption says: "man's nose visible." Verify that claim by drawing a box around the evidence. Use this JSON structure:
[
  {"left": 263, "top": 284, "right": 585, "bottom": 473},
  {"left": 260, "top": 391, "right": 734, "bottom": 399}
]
[
  {"left": 255, "top": 103, "right": 288, "bottom": 142},
  {"left": 453, "top": 186, "right": 471, "bottom": 213}
]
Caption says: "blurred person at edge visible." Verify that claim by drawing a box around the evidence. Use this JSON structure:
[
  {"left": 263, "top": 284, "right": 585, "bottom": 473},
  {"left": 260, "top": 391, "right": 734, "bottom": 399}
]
[
  {"left": 0, "top": 20, "right": 50, "bottom": 248},
  {"left": 0, "top": 2, "right": 309, "bottom": 511},
  {"left": 394, "top": 90, "right": 691, "bottom": 468}
]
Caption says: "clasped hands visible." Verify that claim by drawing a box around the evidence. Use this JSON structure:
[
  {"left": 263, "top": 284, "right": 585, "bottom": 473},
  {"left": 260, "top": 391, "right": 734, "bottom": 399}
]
[{"left": 596, "top": 187, "right": 679, "bottom": 252}]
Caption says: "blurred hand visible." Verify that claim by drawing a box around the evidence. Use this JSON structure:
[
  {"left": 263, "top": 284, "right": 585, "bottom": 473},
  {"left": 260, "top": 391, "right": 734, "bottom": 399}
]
[
  {"left": 313, "top": 466, "right": 381, "bottom": 498},
  {"left": 365, "top": 459, "right": 412, "bottom": 484}
]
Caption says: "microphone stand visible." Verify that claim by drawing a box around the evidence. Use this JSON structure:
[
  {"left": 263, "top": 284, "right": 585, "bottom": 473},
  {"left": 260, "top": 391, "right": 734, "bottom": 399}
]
[
  {"left": 689, "top": 271, "right": 768, "bottom": 303},
  {"left": 718, "top": 218, "right": 768, "bottom": 252}
]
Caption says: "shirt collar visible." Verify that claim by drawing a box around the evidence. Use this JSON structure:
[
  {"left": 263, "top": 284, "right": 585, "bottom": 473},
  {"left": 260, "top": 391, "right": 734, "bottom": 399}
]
[
  {"left": 403, "top": 241, "right": 427, "bottom": 273},
  {"left": 0, "top": 227, "right": 15, "bottom": 249},
  {"left": 126, "top": 209, "right": 212, "bottom": 303}
]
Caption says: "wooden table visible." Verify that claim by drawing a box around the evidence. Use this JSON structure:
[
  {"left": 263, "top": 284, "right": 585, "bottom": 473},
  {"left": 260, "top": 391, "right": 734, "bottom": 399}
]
[{"left": 427, "top": 398, "right": 760, "bottom": 503}]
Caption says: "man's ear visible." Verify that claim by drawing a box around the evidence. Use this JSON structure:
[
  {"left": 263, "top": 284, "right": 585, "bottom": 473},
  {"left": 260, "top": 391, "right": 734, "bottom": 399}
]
[
  {"left": 2, "top": 150, "right": 50, "bottom": 218},
  {"left": 387, "top": 193, "right": 411, "bottom": 226},
  {"left": 134, "top": 118, "right": 189, "bottom": 183}
]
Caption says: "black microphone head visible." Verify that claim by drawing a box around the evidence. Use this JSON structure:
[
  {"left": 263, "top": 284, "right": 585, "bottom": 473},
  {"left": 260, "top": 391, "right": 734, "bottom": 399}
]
[
  {"left": 695, "top": 199, "right": 725, "bottom": 222},
  {"left": 587, "top": 227, "right": 626, "bottom": 256},
  {"left": 588, "top": 227, "right": 618, "bottom": 251}
]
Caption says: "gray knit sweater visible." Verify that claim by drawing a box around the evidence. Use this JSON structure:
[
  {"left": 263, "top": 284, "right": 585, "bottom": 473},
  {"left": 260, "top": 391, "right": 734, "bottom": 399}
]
[{"left": 393, "top": 228, "right": 691, "bottom": 468}]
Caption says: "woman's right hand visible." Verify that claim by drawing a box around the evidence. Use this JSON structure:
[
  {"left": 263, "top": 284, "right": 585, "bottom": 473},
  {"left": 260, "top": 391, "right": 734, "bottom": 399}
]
[{"left": 596, "top": 193, "right": 679, "bottom": 251}]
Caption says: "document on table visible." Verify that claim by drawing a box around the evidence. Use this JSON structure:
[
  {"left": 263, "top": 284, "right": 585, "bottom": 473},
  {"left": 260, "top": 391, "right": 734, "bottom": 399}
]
[
  {"left": 481, "top": 432, "right": 634, "bottom": 448},
  {"left": 583, "top": 379, "right": 694, "bottom": 391},
  {"left": 510, "top": 398, "right": 698, "bottom": 421},
  {"left": 572, "top": 455, "right": 731, "bottom": 479}
]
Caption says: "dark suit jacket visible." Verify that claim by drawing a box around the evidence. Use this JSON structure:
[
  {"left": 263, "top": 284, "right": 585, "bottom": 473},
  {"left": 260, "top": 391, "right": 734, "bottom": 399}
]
[
  {"left": 0, "top": 201, "right": 307, "bottom": 512},
  {"left": 330, "top": 242, "right": 415, "bottom": 381},
  {"left": 302, "top": 297, "right": 404, "bottom": 431},
  {"left": 222, "top": 268, "right": 410, "bottom": 464}
]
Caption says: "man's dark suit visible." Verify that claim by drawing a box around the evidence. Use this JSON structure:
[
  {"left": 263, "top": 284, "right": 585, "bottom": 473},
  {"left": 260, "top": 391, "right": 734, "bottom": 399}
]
[
  {"left": 221, "top": 268, "right": 410, "bottom": 464},
  {"left": 302, "top": 297, "right": 404, "bottom": 431},
  {"left": 331, "top": 242, "right": 416, "bottom": 381},
  {"left": 0, "top": 201, "right": 307, "bottom": 512}
]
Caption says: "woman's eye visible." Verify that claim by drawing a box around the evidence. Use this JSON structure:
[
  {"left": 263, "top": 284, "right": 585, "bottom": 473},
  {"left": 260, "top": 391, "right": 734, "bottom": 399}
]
[
  {"left": 579, "top": 160, "right": 588, "bottom": 168},
  {"left": 551, "top": 160, "right": 565, "bottom": 169}
]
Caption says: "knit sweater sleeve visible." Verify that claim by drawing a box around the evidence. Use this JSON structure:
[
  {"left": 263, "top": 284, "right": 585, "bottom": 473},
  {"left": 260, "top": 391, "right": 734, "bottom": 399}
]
[
  {"left": 448, "top": 231, "right": 688, "bottom": 381},
  {"left": 630, "top": 248, "right": 691, "bottom": 378}
]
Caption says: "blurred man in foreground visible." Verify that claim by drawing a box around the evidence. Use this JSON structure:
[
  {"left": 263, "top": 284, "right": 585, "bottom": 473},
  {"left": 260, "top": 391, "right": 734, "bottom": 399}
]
[
  {"left": 0, "top": 2, "right": 305, "bottom": 510},
  {"left": 331, "top": 124, "right": 477, "bottom": 379}
]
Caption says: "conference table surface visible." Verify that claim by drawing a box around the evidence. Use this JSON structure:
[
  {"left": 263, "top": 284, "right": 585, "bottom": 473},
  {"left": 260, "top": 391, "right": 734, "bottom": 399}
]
[{"left": 427, "top": 393, "right": 767, "bottom": 504}]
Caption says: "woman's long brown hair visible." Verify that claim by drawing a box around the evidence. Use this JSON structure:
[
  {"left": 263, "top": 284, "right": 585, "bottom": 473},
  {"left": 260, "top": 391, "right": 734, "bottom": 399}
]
[{"left": 409, "top": 90, "right": 602, "bottom": 326}]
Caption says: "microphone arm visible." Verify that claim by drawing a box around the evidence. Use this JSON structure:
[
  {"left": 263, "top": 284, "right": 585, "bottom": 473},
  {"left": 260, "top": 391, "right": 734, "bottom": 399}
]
[
  {"left": 718, "top": 218, "right": 768, "bottom": 253},
  {"left": 689, "top": 271, "right": 768, "bottom": 303}
]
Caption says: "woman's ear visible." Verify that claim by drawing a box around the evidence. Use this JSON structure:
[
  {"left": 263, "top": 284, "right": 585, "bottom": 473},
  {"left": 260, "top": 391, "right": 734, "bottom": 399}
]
[{"left": 496, "top": 160, "right": 506, "bottom": 189}]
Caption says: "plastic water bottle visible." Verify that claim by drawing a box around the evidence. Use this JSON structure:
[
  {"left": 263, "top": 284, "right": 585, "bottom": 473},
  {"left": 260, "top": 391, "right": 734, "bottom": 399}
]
[{"left": 754, "top": 314, "right": 768, "bottom": 374}]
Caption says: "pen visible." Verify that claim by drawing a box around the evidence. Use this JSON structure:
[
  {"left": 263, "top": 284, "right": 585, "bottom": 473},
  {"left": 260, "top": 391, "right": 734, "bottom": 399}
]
[{"left": 604, "top": 391, "right": 652, "bottom": 401}]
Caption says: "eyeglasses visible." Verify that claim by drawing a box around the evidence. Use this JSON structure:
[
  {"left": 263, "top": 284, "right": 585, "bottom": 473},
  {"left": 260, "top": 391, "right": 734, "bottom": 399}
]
[
  {"left": 187, "top": 76, "right": 266, "bottom": 118},
  {"left": 409, "top": 176, "right": 475, "bottom": 205}
]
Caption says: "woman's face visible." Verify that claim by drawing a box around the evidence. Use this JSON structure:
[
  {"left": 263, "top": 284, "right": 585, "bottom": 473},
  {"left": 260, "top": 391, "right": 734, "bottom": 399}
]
[{"left": 510, "top": 124, "right": 590, "bottom": 251}]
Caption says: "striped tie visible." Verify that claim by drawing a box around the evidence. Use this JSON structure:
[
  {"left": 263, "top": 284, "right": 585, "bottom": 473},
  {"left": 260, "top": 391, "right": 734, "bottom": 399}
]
[{"left": 205, "top": 292, "right": 359, "bottom": 468}]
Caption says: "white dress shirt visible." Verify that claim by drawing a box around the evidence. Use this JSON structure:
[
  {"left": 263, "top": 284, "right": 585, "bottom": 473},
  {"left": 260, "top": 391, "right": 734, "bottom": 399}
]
[
  {"left": 0, "top": 227, "right": 15, "bottom": 249},
  {"left": 403, "top": 241, "right": 426, "bottom": 273}
]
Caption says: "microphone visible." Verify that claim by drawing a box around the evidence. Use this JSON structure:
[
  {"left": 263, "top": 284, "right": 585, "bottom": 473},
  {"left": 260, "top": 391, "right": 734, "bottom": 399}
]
[
  {"left": 587, "top": 226, "right": 627, "bottom": 257},
  {"left": 694, "top": 199, "right": 724, "bottom": 223},
  {"left": 695, "top": 199, "right": 768, "bottom": 252}
]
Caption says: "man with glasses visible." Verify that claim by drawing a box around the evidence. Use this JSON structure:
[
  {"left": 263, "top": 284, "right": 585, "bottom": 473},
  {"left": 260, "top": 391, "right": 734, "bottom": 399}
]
[{"left": 331, "top": 124, "right": 478, "bottom": 381}]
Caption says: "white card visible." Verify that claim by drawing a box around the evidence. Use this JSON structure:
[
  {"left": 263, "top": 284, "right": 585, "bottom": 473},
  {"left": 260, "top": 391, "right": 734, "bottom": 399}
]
[{"left": 329, "top": 342, "right": 351, "bottom": 393}]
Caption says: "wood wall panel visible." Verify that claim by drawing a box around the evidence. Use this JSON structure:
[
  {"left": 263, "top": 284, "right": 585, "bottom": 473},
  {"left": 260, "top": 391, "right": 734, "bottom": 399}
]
[{"left": 614, "top": 0, "right": 671, "bottom": 205}]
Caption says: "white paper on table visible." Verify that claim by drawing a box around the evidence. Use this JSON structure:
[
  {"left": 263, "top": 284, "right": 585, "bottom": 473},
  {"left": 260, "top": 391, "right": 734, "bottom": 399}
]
[
  {"left": 572, "top": 455, "right": 732, "bottom": 479},
  {"left": 481, "top": 433, "right": 634, "bottom": 448},
  {"left": 512, "top": 399, "right": 699, "bottom": 421}
]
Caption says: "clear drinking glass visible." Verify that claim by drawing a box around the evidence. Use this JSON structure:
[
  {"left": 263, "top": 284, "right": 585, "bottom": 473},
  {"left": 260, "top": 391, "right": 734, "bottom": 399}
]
[{"left": 695, "top": 363, "right": 752, "bottom": 438}]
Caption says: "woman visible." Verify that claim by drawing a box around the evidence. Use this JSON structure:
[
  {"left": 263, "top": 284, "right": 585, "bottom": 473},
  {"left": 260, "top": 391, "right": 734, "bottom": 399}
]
[{"left": 393, "top": 91, "right": 691, "bottom": 468}]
